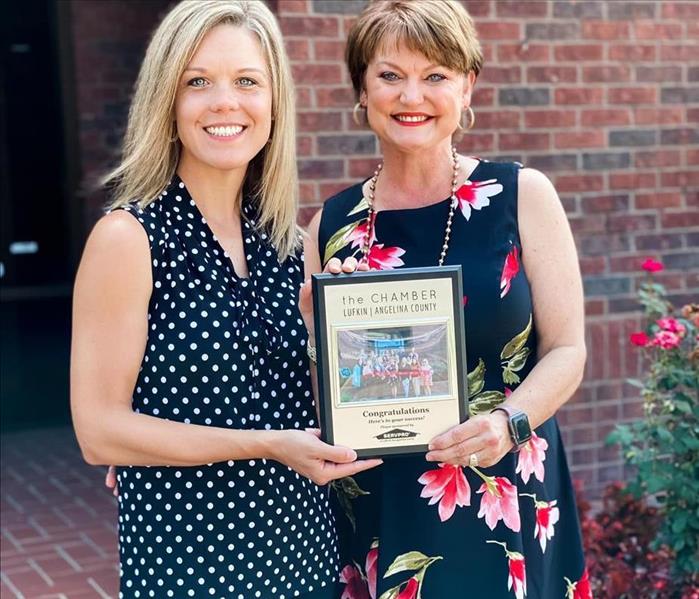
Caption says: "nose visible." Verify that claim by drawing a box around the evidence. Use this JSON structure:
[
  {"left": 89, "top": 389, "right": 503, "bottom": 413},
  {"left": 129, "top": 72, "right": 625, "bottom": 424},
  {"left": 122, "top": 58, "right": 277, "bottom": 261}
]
[
  {"left": 400, "top": 79, "right": 424, "bottom": 106},
  {"left": 210, "top": 83, "right": 240, "bottom": 112}
]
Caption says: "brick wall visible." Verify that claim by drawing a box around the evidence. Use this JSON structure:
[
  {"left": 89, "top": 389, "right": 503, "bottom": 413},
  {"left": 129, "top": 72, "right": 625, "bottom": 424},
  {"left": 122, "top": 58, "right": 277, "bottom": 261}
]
[{"left": 69, "top": 0, "right": 698, "bottom": 496}]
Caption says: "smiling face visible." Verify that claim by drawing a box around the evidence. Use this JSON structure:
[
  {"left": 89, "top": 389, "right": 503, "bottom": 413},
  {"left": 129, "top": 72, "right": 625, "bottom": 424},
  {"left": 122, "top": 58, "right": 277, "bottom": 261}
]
[
  {"left": 361, "top": 42, "right": 474, "bottom": 155},
  {"left": 175, "top": 24, "right": 272, "bottom": 178}
]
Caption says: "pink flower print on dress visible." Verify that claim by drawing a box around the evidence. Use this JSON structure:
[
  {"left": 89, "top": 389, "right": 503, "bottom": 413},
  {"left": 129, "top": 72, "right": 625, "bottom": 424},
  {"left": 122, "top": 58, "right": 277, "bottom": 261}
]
[
  {"left": 366, "top": 540, "right": 378, "bottom": 599},
  {"left": 396, "top": 577, "right": 419, "bottom": 599},
  {"left": 500, "top": 244, "right": 520, "bottom": 299},
  {"left": 346, "top": 213, "right": 377, "bottom": 249},
  {"left": 365, "top": 244, "right": 405, "bottom": 270},
  {"left": 476, "top": 474, "right": 521, "bottom": 532},
  {"left": 418, "top": 463, "right": 471, "bottom": 522},
  {"left": 454, "top": 179, "right": 504, "bottom": 221},
  {"left": 340, "top": 564, "right": 371, "bottom": 599},
  {"left": 516, "top": 431, "right": 548, "bottom": 484},
  {"left": 565, "top": 568, "right": 592, "bottom": 599},
  {"left": 521, "top": 493, "right": 560, "bottom": 553},
  {"left": 487, "top": 540, "right": 527, "bottom": 599}
]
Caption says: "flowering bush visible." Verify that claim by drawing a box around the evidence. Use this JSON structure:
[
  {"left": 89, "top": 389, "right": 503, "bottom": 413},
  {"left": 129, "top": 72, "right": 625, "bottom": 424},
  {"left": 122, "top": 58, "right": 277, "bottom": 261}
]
[{"left": 607, "top": 257, "right": 699, "bottom": 581}]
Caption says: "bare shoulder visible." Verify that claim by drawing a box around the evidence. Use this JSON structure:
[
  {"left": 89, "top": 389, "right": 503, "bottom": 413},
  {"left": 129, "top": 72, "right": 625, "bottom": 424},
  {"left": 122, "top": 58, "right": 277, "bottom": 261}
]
[
  {"left": 517, "top": 167, "right": 569, "bottom": 231},
  {"left": 303, "top": 208, "right": 324, "bottom": 276},
  {"left": 306, "top": 208, "right": 324, "bottom": 243}
]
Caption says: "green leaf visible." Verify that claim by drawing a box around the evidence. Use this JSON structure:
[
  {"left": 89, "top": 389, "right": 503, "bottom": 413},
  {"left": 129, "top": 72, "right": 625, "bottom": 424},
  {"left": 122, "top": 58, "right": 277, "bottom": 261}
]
[
  {"left": 323, "top": 220, "right": 361, "bottom": 264},
  {"left": 467, "top": 359, "right": 485, "bottom": 398},
  {"left": 469, "top": 390, "right": 506, "bottom": 416},
  {"left": 347, "top": 197, "right": 369, "bottom": 216},
  {"left": 378, "top": 586, "right": 401, "bottom": 599},
  {"left": 336, "top": 475, "right": 370, "bottom": 499},
  {"left": 502, "top": 367, "right": 521, "bottom": 385},
  {"left": 504, "top": 347, "right": 530, "bottom": 373},
  {"left": 383, "top": 552, "right": 433, "bottom": 578},
  {"left": 500, "top": 315, "right": 532, "bottom": 360}
]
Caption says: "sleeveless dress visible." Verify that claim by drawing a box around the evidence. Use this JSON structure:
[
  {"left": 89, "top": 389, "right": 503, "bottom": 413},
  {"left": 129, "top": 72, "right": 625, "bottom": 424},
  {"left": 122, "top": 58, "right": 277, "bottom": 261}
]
[
  {"left": 318, "top": 160, "right": 591, "bottom": 599},
  {"left": 115, "top": 176, "right": 339, "bottom": 599}
]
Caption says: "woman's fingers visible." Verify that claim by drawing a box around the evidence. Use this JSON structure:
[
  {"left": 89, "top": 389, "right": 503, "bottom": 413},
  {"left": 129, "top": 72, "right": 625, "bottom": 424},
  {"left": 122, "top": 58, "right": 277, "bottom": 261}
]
[
  {"left": 322, "top": 458, "right": 383, "bottom": 482},
  {"left": 341, "top": 257, "right": 358, "bottom": 273},
  {"left": 325, "top": 257, "right": 343, "bottom": 274}
]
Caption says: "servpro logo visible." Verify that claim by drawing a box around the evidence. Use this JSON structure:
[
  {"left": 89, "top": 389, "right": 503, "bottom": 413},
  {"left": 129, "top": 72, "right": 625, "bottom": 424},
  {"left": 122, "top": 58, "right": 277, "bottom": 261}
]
[{"left": 375, "top": 429, "right": 418, "bottom": 441}]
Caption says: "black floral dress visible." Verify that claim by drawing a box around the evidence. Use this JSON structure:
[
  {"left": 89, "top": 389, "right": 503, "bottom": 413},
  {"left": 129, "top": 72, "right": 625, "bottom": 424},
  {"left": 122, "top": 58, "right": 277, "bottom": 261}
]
[{"left": 318, "top": 160, "right": 591, "bottom": 599}]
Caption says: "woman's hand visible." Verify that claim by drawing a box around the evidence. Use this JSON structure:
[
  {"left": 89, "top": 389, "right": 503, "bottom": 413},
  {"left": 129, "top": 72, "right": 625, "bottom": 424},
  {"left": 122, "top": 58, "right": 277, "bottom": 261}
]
[
  {"left": 299, "top": 256, "right": 370, "bottom": 340},
  {"left": 270, "top": 428, "right": 382, "bottom": 486},
  {"left": 105, "top": 465, "right": 118, "bottom": 497},
  {"left": 426, "top": 412, "right": 512, "bottom": 468}
]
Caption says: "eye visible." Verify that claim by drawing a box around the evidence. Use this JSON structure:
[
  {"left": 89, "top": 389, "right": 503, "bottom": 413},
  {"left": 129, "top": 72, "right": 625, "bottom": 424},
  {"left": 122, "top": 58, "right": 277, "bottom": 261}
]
[
  {"left": 187, "top": 77, "right": 208, "bottom": 88},
  {"left": 426, "top": 73, "right": 447, "bottom": 82},
  {"left": 379, "top": 71, "right": 400, "bottom": 82},
  {"left": 237, "top": 77, "right": 257, "bottom": 87}
]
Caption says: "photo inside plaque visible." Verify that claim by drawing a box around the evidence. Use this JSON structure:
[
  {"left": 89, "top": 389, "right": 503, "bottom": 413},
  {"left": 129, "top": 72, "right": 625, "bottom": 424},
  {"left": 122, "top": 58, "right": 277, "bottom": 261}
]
[{"left": 332, "top": 320, "right": 452, "bottom": 407}]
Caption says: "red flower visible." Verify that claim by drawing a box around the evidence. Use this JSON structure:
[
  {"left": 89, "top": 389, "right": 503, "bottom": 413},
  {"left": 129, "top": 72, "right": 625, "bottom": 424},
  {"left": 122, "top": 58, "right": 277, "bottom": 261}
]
[
  {"left": 641, "top": 258, "right": 664, "bottom": 273},
  {"left": 533, "top": 499, "right": 560, "bottom": 553},
  {"left": 365, "top": 244, "right": 405, "bottom": 270},
  {"left": 462, "top": 295, "right": 468, "bottom": 307},
  {"left": 366, "top": 541, "right": 378, "bottom": 599},
  {"left": 477, "top": 475, "right": 521, "bottom": 532},
  {"left": 630, "top": 331, "right": 650, "bottom": 347},
  {"left": 508, "top": 552, "right": 527, "bottom": 599},
  {"left": 652, "top": 330, "right": 681, "bottom": 349},
  {"left": 656, "top": 317, "right": 686, "bottom": 336},
  {"left": 454, "top": 179, "right": 503, "bottom": 221},
  {"left": 500, "top": 244, "right": 520, "bottom": 299},
  {"left": 340, "top": 564, "right": 371, "bottom": 599},
  {"left": 516, "top": 432, "right": 548, "bottom": 484},
  {"left": 565, "top": 568, "right": 592, "bottom": 599},
  {"left": 397, "top": 577, "right": 419, "bottom": 599},
  {"left": 346, "top": 214, "right": 376, "bottom": 249},
  {"left": 418, "top": 463, "right": 471, "bottom": 522}
]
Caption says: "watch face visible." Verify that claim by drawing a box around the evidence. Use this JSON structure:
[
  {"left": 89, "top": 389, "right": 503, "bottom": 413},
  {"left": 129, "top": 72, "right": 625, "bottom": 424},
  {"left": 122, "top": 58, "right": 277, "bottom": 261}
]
[{"left": 511, "top": 412, "right": 532, "bottom": 444}]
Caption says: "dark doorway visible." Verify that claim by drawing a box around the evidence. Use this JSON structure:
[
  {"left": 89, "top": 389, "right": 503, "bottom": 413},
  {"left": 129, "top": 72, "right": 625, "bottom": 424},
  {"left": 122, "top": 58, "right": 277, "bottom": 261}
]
[{"left": 1, "top": 1, "right": 78, "bottom": 429}]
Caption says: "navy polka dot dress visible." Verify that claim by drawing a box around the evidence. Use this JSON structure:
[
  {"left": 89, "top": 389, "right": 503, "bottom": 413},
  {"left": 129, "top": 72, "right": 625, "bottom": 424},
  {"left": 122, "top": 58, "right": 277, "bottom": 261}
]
[{"left": 116, "top": 177, "right": 339, "bottom": 598}]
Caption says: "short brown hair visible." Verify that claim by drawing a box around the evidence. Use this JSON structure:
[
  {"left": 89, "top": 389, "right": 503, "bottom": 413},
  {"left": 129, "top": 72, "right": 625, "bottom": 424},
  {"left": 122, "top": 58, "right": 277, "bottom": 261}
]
[{"left": 346, "top": 0, "right": 483, "bottom": 98}]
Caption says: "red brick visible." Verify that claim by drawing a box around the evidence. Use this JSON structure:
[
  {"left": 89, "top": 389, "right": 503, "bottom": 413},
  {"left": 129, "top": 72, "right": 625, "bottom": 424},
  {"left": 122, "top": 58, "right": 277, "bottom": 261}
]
[
  {"left": 687, "top": 149, "right": 699, "bottom": 165},
  {"left": 475, "top": 110, "right": 521, "bottom": 129},
  {"left": 296, "top": 135, "right": 312, "bottom": 156},
  {"left": 463, "top": 0, "right": 492, "bottom": 17},
  {"left": 555, "top": 87, "right": 604, "bottom": 105},
  {"left": 581, "top": 109, "right": 631, "bottom": 127},
  {"left": 525, "top": 110, "right": 576, "bottom": 128},
  {"left": 472, "top": 87, "right": 495, "bottom": 107},
  {"left": 686, "top": 108, "right": 699, "bottom": 122},
  {"left": 585, "top": 299, "right": 606, "bottom": 316},
  {"left": 296, "top": 87, "right": 312, "bottom": 108},
  {"left": 661, "top": 210, "right": 699, "bottom": 228},
  {"left": 349, "top": 158, "right": 380, "bottom": 178},
  {"left": 635, "top": 149, "right": 682, "bottom": 168},
  {"left": 284, "top": 39, "right": 309, "bottom": 61},
  {"left": 527, "top": 66, "right": 577, "bottom": 83},
  {"left": 608, "top": 87, "right": 657, "bottom": 105},
  {"left": 662, "top": 1, "right": 699, "bottom": 18},
  {"left": 635, "top": 192, "right": 683, "bottom": 209},
  {"left": 609, "top": 172, "right": 657, "bottom": 189},
  {"left": 634, "top": 107, "right": 684, "bottom": 126},
  {"left": 497, "top": 43, "right": 550, "bottom": 62},
  {"left": 661, "top": 170, "right": 699, "bottom": 187},
  {"left": 583, "top": 65, "right": 631, "bottom": 83},
  {"left": 477, "top": 22, "right": 521, "bottom": 40},
  {"left": 315, "top": 86, "right": 355, "bottom": 108},
  {"left": 582, "top": 21, "right": 630, "bottom": 40},
  {"left": 277, "top": 0, "right": 309, "bottom": 13},
  {"left": 495, "top": 0, "right": 548, "bottom": 17},
  {"left": 554, "top": 44, "right": 604, "bottom": 62},
  {"left": 581, "top": 194, "right": 630, "bottom": 212},
  {"left": 660, "top": 45, "right": 699, "bottom": 61},
  {"left": 608, "top": 44, "right": 656, "bottom": 61},
  {"left": 499, "top": 132, "right": 550, "bottom": 151},
  {"left": 297, "top": 111, "right": 343, "bottom": 132},
  {"left": 555, "top": 174, "right": 604, "bottom": 193},
  {"left": 555, "top": 130, "right": 605, "bottom": 149},
  {"left": 313, "top": 40, "right": 346, "bottom": 61},
  {"left": 480, "top": 66, "right": 522, "bottom": 84},
  {"left": 636, "top": 21, "right": 684, "bottom": 39},
  {"left": 580, "top": 256, "right": 606, "bottom": 275},
  {"left": 319, "top": 181, "right": 357, "bottom": 198},
  {"left": 280, "top": 16, "right": 339, "bottom": 37},
  {"left": 456, "top": 132, "right": 495, "bottom": 153},
  {"left": 292, "top": 63, "right": 342, "bottom": 84}
]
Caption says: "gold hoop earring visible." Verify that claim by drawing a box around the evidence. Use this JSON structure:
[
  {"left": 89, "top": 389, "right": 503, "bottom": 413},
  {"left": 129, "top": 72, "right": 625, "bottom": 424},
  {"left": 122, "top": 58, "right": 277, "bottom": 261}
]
[
  {"left": 457, "top": 106, "right": 475, "bottom": 131},
  {"left": 352, "top": 102, "right": 366, "bottom": 127}
]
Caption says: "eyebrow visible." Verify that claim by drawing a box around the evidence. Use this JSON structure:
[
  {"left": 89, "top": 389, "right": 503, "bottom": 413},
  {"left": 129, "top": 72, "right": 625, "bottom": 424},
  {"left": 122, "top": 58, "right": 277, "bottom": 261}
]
[
  {"left": 375, "top": 61, "right": 444, "bottom": 70},
  {"left": 183, "top": 66, "right": 268, "bottom": 76}
]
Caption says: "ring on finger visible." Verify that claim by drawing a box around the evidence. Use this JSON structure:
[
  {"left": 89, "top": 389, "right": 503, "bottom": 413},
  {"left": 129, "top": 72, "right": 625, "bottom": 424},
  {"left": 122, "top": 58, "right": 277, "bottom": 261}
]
[{"left": 468, "top": 453, "right": 479, "bottom": 468}]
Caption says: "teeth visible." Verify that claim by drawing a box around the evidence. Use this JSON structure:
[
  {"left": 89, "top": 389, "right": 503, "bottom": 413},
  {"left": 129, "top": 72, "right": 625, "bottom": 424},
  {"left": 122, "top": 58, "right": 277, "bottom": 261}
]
[
  {"left": 205, "top": 125, "right": 244, "bottom": 137},
  {"left": 395, "top": 115, "right": 429, "bottom": 122}
]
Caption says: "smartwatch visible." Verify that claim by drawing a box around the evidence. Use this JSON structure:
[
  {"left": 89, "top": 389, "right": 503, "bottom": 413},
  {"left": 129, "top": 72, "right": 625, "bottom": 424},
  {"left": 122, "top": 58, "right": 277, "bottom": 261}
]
[{"left": 491, "top": 405, "right": 532, "bottom": 452}]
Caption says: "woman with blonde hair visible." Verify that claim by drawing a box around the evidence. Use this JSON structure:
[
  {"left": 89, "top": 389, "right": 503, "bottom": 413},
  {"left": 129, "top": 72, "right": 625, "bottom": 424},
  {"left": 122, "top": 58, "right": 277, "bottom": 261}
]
[
  {"left": 70, "top": 1, "right": 379, "bottom": 596},
  {"left": 304, "top": 1, "right": 589, "bottom": 597}
]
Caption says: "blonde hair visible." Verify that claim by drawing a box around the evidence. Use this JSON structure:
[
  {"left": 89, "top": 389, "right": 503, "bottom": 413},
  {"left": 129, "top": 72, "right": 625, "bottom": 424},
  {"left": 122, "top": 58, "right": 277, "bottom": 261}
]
[
  {"left": 104, "top": 0, "right": 299, "bottom": 259},
  {"left": 346, "top": 0, "right": 483, "bottom": 98}
]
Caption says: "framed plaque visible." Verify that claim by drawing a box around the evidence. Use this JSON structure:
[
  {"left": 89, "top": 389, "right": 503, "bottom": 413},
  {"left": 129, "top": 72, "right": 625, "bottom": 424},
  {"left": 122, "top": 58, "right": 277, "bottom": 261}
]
[{"left": 312, "top": 266, "right": 468, "bottom": 458}]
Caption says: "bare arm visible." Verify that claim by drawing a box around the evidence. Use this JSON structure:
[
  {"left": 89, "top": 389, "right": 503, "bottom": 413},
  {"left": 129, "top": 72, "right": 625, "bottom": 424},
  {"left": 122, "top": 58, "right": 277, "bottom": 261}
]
[{"left": 71, "top": 211, "right": 376, "bottom": 484}]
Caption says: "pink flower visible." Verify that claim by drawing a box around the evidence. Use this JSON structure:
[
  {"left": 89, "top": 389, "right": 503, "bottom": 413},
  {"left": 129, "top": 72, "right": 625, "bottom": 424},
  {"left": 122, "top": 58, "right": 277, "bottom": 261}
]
[
  {"left": 346, "top": 215, "right": 376, "bottom": 249},
  {"left": 657, "top": 317, "right": 686, "bottom": 336},
  {"left": 418, "top": 463, "right": 471, "bottom": 522},
  {"left": 340, "top": 564, "right": 371, "bottom": 599},
  {"left": 365, "top": 244, "right": 405, "bottom": 270},
  {"left": 500, "top": 244, "right": 520, "bottom": 299},
  {"left": 652, "top": 330, "right": 681, "bottom": 349},
  {"left": 630, "top": 331, "right": 650, "bottom": 347},
  {"left": 516, "top": 432, "right": 548, "bottom": 484},
  {"left": 397, "top": 577, "right": 419, "bottom": 599},
  {"left": 477, "top": 475, "right": 521, "bottom": 532},
  {"left": 533, "top": 500, "right": 560, "bottom": 553},
  {"left": 504, "top": 387, "right": 513, "bottom": 398},
  {"left": 455, "top": 179, "right": 504, "bottom": 221},
  {"left": 508, "top": 552, "right": 527, "bottom": 599},
  {"left": 366, "top": 542, "right": 378, "bottom": 599},
  {"left": 641, "top": 258, "right": 664, "bottom": 273},
  {"left": 462, "top": 295, "right": 468, "bottom": 307},
  {"left": 565, "top": 568, "right": 592, "bottom": 599}
]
